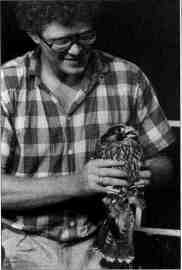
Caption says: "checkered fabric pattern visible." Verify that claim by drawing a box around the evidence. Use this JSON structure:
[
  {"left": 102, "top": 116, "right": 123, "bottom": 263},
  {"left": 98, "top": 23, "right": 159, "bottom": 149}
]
[{"left": 1, "top": 48, "right": 175, "bottom": 242}]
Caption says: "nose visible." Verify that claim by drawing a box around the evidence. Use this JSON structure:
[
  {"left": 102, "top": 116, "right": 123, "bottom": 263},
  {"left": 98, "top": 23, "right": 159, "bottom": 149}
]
[{"left": 68, "top": 43, "right": 82, "bottom": 55}]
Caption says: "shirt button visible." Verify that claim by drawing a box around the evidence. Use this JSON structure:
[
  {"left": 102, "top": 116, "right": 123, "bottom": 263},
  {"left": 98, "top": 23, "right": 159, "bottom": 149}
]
[{"left": 68, "top": 149, "right": 73, "bottom": 155}]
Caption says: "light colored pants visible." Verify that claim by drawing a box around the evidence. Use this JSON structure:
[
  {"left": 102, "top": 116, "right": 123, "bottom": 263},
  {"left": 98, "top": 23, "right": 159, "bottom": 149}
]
[{"left": 2, "top": 228, "right": 114, "bottom": 270}]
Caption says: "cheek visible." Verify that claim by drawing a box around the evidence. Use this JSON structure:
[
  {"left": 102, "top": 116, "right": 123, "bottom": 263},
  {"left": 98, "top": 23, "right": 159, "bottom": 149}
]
[{"left": 49, "top": 53, "right": 64, "bottom": 67}]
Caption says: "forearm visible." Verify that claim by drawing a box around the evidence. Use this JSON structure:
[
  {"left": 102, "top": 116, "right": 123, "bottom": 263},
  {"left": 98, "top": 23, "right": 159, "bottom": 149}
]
[
  {"left": 145, "top": 154, "right": 173, "bottom": 187},
  {"left": 2, "top": 173, "right": 86, "bottom": 210}
]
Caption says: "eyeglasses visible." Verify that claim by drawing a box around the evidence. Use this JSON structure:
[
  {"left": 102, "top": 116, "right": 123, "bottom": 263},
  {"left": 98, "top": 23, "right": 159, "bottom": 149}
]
[{"left": 39, "top": 30, "right": 96, "bottom": 52}]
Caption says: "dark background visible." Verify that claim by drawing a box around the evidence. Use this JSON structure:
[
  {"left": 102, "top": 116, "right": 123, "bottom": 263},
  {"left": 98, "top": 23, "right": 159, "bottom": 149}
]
[
  {"left": 2, "top": 0, "right": 180, "bottom": 120},
  {"left": 1, "top": 0, "right": 180, "bottom": 229}
]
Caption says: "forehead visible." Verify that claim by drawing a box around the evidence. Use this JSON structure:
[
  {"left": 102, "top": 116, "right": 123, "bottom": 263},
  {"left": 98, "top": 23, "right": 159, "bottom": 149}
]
[{"left": 42, "top": 22, "right": 92, "bottom": 40}]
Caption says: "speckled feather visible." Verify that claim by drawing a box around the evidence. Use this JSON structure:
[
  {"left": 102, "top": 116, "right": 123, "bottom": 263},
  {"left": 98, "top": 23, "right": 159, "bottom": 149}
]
[{"left": 93, "top": 125, "right": 145, "bottom": 267}]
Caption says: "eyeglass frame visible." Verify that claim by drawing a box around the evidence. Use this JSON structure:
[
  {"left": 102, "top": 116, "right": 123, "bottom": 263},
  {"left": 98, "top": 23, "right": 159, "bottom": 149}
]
[{"left": 38, "top": 29, "right": 96, "bottom": 53}]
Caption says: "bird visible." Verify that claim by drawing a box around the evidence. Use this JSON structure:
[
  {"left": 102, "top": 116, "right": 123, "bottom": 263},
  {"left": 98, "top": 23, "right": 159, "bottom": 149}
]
[{"left": 93, "top": 124, "right": 145, "bottom": 268}]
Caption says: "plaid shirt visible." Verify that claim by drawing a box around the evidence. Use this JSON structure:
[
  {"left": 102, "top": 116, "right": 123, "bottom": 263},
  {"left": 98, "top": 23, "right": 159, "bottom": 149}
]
[{"left": 1, "top": 48, "right": 175, "bottom": 242}]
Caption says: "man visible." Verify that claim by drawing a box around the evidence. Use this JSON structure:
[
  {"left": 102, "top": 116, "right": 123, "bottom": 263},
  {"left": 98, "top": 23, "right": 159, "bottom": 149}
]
[{"left": 1, "top": 1, "right": 175, "bottom": 269}]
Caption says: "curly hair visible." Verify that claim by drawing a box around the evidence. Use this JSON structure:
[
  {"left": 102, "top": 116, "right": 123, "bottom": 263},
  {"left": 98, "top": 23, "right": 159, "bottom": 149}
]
[{"left": 15, "top": 1, "right": 102, "bottom": 35}]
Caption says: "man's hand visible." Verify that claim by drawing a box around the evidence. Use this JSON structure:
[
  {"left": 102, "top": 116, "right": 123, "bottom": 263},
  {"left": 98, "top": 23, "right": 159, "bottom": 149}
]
[
  {"left": 80, "top": 159, "right": 128, "bottom": 194},
  {"left": 134, "top": 168, "right": 152, "bottom": 188},
  {"left": 80, "top": 154, "right": 173, "bottom": 194},
  {"left": 135, "top": 154, "right": 173, "bottom": 189}
]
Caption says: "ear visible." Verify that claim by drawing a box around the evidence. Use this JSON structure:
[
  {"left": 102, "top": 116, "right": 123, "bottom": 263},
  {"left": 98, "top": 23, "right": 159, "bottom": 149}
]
[{"left": 28, "top": 33, "right": 40, "bottom": 44}]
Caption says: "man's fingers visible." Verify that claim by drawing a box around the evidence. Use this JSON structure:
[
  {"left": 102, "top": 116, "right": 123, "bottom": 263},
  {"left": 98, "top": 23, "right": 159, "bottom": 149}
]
[
  {"left": 139, "top": 170, "right": 152, "bottom": 179},
  {"left": 134, "top": 179, "right": 150, "bottom": 187},
  {"left": 135, "top": 170, "right": 152, "bottom": 187},
  {"left": 95, "top": 185, "right": 121, "bottom": 194},
  {"left": 98, "top": 167, "right": 128, "bottom": 178},
  {"left": 97, "top": 176, "right": 128, "bottom": 187}
]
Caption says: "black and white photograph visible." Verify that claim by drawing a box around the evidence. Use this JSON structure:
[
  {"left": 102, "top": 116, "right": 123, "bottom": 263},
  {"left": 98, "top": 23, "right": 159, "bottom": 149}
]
[{"left": 1, "top": 1, "right": 180, "bottom": 269}]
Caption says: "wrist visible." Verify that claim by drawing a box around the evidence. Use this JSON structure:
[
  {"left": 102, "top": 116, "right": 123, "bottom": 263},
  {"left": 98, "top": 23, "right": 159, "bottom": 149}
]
[{"left": 67, "top": 173, "right": 88, "bottom": 196}]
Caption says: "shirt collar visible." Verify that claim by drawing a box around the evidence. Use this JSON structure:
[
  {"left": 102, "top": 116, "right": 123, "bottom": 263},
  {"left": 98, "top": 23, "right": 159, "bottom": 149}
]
[{"left": 27, "top": 47, "right": 42, "bottom": 78}]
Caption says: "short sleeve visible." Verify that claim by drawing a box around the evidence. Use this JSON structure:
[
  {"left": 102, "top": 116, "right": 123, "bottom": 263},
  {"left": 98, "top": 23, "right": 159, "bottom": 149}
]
[
  {"left": 1, "top": 69, "right": 18, "bottom": 174},
  {"left": 135, "top": 70, "right": 175, "bottom": 158},
  {"left": 1, "top": 106, "right": 15, "bottom": 174}
]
